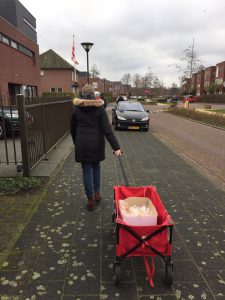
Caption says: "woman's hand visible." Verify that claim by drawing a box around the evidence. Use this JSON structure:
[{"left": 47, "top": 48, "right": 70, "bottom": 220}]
[{"left": 114, "top": 150, "right": 122, "bottom": 156}]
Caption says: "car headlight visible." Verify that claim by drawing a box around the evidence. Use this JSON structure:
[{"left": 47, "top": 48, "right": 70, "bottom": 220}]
[
  {"left": 5, "top": 113, "right": 18, "bottom": 118},
  {"left": 5, "top": 113, "right": 12, "bottom": 118},
  {"left": 117, "top": 116, "right": 127, "bottom": 120},
  {"left": 141, "top": 117, "right": 149, "bottom": 121}
]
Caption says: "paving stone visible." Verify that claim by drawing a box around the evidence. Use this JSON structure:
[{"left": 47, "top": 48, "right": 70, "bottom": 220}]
[
  {"left": 100, "top": 282, "right": 138, "bottom": 300},
  {"left": 135, "top": 269, "right": 173, "bottom": 295},
  {"left": 73, "top": 229, "right": 100, "bottom": 249},
  {"left": 175, "top": 222, "right": 205, "bottom": 236},
  {"left": 173, "top": 281, "right": 215, "bottom": 300},
  {"left": 204, "top": 270, "right": 225, "bottom": 297},
  {"left": 172, "top": 244, "right": 192, "bottom": 261},
  {"left": 0, "top": 269, "right": 31, "bottom": 295},
  {"left": 33, "top": 257, "right": 68, "bottom": 280},
  {"left": 184, "top": 234, "right": 218, "bottom": 252},
  {"left": 68, "top": 248, "right": 100, "bottom": 270},
  {"left": 23, "top": 279, "right": 64, "bottom": 299},
  {"left": 101, "top": 242, "right": 116, "bottom": 259},
  {"left": 191, "top": 251, "right": 225, "bottom": 271},
  {"left": 0, "top": 249, "right": 39, "bottom": 271},
  {"left": 64, "top": 269, "right": 100, "bottom": 296},
  {"left": 62, "top": 296, "right": 99, "bottom": 300},
  {"left": 12, "top": 234, "right": 44, "bottom": 251},
  {"left": 101, "top": 258, "right": 134, "bottom": 283},
  {"left": 173, "top": 260, "right": 202, "bottom": 282}
]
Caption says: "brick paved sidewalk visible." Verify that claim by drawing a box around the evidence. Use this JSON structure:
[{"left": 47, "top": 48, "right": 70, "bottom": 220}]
[{"left": 0, "top": 130, "right": 225, "bottom": 299}]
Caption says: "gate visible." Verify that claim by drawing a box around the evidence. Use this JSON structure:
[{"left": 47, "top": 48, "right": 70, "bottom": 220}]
[
  {"left": 0, "top": 95, "right": 72, "bottom": 177},
  {"left": 0, "top": 101, "right": 21, "bottom": 170},
  {"left": 17, "top": 95, "right": 72, "bottom": 176}
]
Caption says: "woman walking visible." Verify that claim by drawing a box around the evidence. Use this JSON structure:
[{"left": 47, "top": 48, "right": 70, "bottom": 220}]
[{"left": 70, "top": 84, "right": 121, "bottom": 211}]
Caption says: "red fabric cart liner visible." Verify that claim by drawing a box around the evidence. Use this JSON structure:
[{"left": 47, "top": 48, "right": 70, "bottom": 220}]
[{"left": 114, "top": 186, "right": 173, "bottom": 257}]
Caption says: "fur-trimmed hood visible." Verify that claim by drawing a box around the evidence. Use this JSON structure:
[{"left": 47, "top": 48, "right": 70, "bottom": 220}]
[{"left": 72, "top": 98, "right": 104, "bottom": 107}]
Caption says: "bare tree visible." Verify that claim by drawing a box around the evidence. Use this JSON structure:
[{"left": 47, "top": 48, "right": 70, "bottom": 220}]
[
  {"left": 132, "top": 73, "right": 142, "bottom": 95},
  {"left": 170, "top": 38, "right": 205, "bottom": 82},
  {"left": 142, "top": 67, "right": 154, "bottom": 88},
  {"left": 90, "top": 64, "right": 101, "bottom": 78},
  {"left": 152, "top": 75, "right": 161, "bottom": 88},
  {"left": 121, "top": 73, "right": 132, "bottom": 85}
]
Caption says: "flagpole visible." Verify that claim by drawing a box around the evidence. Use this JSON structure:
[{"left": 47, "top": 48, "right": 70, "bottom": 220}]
[
  {"left": 74, "top": 60, "right": 77, "bottom": 97},
  {"left": 72, "top": 34, "right": 77, "bottom": 97}
]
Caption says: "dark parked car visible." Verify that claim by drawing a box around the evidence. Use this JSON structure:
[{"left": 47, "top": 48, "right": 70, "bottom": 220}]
[
  {"left": 0, "top": 107, "right": 19, "bottom": 139},
  {"left": 112, "top": 101, "right": 149, "bottom": 131}
]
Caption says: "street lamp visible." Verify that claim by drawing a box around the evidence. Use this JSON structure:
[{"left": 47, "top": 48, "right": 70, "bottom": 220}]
[{"left": 81, "top": 42, "right": 94, "bottom": 84}]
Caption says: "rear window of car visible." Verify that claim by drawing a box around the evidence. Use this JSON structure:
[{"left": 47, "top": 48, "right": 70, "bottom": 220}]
[{"left": 118, "top": 102, "right": 144, "bottom": 112}]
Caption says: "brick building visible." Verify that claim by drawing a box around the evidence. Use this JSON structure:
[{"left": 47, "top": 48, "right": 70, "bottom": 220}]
[
  {"left": 191, "top": 73, "right": 197, "bottom": 93},
  {"left": 78, "top": 76, "right": 105, "bottom": 93},
  {"left": 0, "top": 0, "right": 40, "bottom": 104},
  {"left": 181, "top": 77, "right": 191, "bottom": 94},
  {"left": 196, "top": 70, "right": 205, "bottom": 96},
  {"left": 215, "top": 61, "right": 225, "bottom": 93},
  {"left": 39, "top": 49, "right": 76, "bottom": 95},
  {"left": 204, "top": 66, "right": 216, "bottom": 94}
]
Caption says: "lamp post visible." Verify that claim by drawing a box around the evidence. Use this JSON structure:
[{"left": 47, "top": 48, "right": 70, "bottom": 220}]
[{"left": 81, "top": 42, "right": 94, "bottom": 84}]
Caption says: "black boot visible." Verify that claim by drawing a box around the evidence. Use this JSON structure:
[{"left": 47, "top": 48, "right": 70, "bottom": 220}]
[
  {"left": 95, "top": 192, "right": 102, "bottom": 204},
  {"left": 86, "top": 196, "right": 94, "bottom": 211}
]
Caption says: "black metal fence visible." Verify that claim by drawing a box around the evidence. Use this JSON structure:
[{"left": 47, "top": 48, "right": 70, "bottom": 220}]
[
  {"left": 0, "top": 95, "right": 72, "bottom": 177},
  {"left": 0, "top": 103, "right": 20, "bottom": 167}
]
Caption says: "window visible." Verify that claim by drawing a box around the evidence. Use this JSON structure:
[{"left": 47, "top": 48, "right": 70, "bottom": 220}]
[
  {"left": 216, "top": 66, "right": 219, "bottom": 77},
  {"left": 11, "top": 40, "right": 17, "bottom": 49},
  {"left": 93, "top": 82, "right": 98, "bottom": 89},
  {"left": 50, "top": 87, "right": 63, "bottom": 92},
  {"left": 2, "top": 36, "right": 9, "bottom": 45},
  {"left": 0, "top": 32, "right": 34, "bottom": 59},
  {"left": 18, "top": 44, "right": 32, "bottom": 57}
]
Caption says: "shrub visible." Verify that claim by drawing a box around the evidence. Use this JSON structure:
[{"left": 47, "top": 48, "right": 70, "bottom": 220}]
[
  {"left": 167, "top": 107, "right": 225, "bottom": 129},
  {"left": 42, "top": 92, "right": 75, "bottom": 99},
  {"left": 197, "top": 94, "right": 225, "bottom": 103},
  {"left": 0, "top": 177, "right": 43, "bottom": 195}
]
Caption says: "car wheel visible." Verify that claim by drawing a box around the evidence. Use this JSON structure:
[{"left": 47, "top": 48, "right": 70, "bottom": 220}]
[{"left": 114, "top": 122, "right": 118, "bottom": 130}]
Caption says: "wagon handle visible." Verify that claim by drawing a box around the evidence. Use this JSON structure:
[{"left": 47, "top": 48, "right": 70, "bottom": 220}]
[{"left": 113, "top": 152, "right": 129, "bottom": 187}]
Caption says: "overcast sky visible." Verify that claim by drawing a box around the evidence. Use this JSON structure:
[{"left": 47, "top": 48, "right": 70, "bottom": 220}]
[{"left": 20, "top": 0, "right": 225, "bottom": 87}]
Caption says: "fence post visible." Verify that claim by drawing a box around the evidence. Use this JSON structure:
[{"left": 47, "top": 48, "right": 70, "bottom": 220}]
[{"left": 17, "top": 94, "right": 30, "bottom": 177}]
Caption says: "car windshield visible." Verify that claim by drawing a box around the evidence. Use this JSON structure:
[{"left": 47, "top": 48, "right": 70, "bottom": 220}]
[{"left": 118, "top": 102, "right": 144, "bottom": 112}]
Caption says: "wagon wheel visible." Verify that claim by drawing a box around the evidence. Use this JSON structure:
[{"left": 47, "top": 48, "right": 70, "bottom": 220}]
[
  {"left": 114, "top": 263, "right": 121, "bottom": 286},
  {"left": 165, "top": 260, "right": 173, "bottom": 286},
  {"left": 112, "top": 209, "right": 116, "bottom": 224}
]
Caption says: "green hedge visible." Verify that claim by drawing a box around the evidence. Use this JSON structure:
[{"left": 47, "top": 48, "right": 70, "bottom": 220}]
[
  {"left": 42, "top": 92, "right": 75, "bottom": 98},
  {"left": 197, "top": 95, "right": 225, "bottom": 103},
  {"left": 167, "top": 107, "right": 225, "bottom": 129}
]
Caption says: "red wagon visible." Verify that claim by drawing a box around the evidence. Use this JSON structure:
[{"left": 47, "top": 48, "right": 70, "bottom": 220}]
[{"left": 112, "top": 158, "right": 174, "bottom": 287}]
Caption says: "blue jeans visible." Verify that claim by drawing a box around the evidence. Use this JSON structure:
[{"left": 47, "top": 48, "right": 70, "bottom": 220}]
[{"left": 81, "top": 162, "right": 100, "bottom": 197}]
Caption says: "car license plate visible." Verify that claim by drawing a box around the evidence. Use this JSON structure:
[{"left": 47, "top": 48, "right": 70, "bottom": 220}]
[{"left": 128, "top": 126, "right": 139, "bottom": 130}]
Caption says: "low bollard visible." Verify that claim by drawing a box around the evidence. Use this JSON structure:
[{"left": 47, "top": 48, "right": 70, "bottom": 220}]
[{"left": 184, "top": 101, "right": 189, "bottom": 109}]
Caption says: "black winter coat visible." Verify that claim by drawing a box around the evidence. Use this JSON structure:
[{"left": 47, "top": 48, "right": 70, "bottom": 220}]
[{"left": 70, "top": 98, "right": 120, "bottom": 163}]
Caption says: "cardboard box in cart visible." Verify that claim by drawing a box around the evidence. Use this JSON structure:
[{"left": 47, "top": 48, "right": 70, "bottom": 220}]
[{"left": 119, "top": 197, "right": 158, "bottom": 226}]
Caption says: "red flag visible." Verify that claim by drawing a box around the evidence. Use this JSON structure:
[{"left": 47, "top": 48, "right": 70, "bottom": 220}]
[{"left": 71, "top": 35, "right": 79, "bottom": 64}]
